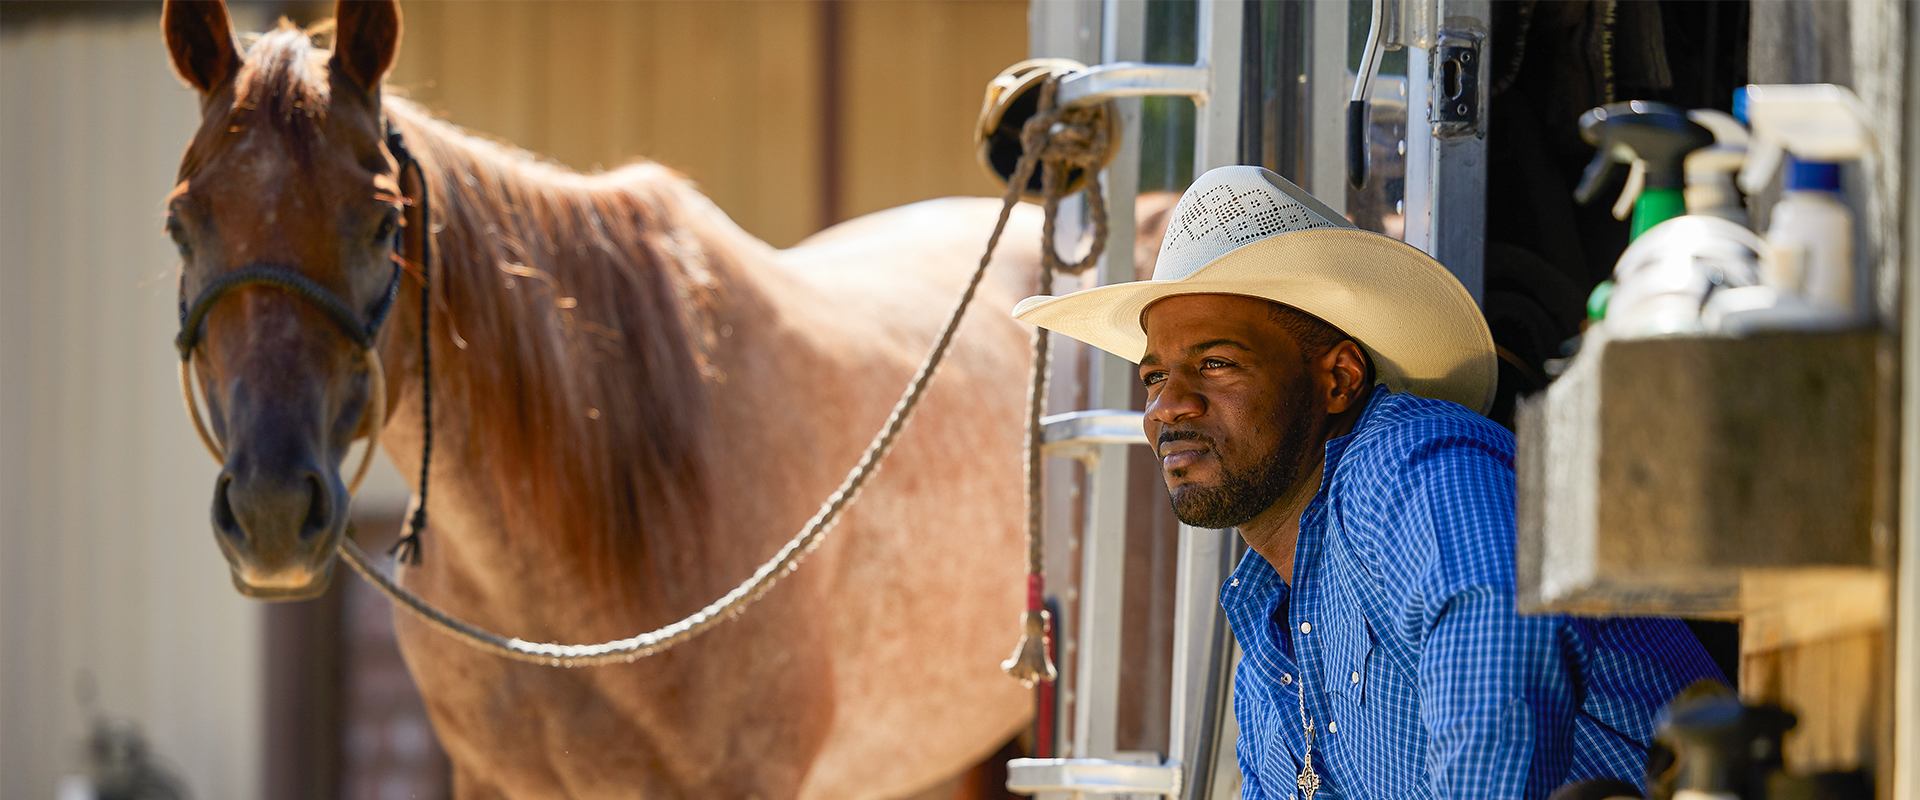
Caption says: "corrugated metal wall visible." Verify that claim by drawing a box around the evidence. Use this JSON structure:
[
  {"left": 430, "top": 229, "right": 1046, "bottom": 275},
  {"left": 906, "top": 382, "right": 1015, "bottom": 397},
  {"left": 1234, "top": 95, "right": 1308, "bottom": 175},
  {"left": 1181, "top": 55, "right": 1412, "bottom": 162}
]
[{"left": 0, "top": 11, "right": 266, "bottom": 800}]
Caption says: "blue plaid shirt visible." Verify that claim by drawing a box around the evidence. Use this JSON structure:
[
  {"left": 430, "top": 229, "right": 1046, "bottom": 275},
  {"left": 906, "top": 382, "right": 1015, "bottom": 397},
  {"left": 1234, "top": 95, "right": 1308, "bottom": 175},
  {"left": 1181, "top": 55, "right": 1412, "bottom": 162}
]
[{"left": 1223, "top": 388, "right": 1723, "bottom": 800}]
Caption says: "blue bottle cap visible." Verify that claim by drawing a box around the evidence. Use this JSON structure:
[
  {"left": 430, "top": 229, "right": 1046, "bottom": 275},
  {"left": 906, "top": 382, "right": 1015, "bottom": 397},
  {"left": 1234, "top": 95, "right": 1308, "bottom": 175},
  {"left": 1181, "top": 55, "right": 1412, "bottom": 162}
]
[{"left": 1786, "top": 156, "right": 1841, "bottom": 191}]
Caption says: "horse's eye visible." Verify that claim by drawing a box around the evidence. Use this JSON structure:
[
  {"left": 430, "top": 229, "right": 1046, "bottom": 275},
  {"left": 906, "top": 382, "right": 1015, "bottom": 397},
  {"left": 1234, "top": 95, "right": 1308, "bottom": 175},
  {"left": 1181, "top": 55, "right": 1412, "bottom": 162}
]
[
  {"left": 374, "top": 214, "right": 399, "bottom": 246},
  {"left": 166, "top": 219, "right": 191, "bottom": 258}
]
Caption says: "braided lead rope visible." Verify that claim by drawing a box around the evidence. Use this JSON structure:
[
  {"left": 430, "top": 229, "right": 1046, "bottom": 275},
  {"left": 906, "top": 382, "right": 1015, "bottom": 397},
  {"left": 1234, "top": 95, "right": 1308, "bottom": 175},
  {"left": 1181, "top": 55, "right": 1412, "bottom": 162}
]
[
  {"left": 1000, "top": 77, "right": 1115, "bottom": 687},
  {"left": 331, "top": 81, "right": 1091, "bottom": 668}
]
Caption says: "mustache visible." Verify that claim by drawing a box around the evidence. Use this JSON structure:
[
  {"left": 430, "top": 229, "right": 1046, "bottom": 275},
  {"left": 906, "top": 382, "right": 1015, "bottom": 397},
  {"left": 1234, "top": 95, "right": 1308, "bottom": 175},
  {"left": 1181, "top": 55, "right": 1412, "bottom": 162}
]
[{"left": 1156, "top": 428, "right": 1214, "bottom": 454}]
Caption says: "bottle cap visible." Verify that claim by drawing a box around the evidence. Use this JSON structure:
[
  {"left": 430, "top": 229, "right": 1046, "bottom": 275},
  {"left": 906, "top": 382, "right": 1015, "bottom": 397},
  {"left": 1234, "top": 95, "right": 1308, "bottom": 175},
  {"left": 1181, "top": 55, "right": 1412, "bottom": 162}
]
[{"left": 1785, "top": 157, "right": 1841, "bottom": 191}]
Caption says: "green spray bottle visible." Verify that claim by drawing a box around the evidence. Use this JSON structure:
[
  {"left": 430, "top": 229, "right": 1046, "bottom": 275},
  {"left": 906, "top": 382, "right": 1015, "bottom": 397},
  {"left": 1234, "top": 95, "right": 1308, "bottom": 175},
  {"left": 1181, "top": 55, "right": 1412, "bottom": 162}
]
[{"left": 1575, "top": 101, "right": 1717, "bottom": 320}]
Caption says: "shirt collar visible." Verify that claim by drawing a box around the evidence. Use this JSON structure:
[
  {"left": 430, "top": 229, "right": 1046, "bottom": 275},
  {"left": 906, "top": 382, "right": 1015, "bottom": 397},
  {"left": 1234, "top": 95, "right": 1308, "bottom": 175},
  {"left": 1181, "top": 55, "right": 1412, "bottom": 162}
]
[
  {"left": 1320, "top": 383, "right": 1394, "bottom": 475},
  {"left": 1218, "top": 385, "right": 1396, "bottom": 657}
]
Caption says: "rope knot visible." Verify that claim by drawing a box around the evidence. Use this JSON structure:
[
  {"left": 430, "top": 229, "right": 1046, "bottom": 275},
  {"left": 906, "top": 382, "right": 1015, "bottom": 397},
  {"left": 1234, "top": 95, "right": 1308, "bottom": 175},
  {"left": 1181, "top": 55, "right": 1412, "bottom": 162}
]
[{"left": 1011, "top": 77, "right": 1116, "bottom": 277}]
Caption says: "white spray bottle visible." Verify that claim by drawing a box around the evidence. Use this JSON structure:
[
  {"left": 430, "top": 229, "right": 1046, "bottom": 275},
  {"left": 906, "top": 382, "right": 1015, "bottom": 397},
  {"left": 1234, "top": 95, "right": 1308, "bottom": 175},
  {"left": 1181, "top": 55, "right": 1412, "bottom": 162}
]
[
  {"left": 1738, "top": 84, "right": 1871, "bottom": 323},
  {"left": 1682, "top": 109, "right": 1750, "bottom": 226}
]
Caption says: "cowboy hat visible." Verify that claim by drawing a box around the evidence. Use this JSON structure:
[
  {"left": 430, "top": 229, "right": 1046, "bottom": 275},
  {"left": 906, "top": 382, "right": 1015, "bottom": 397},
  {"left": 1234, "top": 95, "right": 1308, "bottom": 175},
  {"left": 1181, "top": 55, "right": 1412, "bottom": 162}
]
[{"left": 1012, "top": 165, "right": 1497, "bottom": 414}]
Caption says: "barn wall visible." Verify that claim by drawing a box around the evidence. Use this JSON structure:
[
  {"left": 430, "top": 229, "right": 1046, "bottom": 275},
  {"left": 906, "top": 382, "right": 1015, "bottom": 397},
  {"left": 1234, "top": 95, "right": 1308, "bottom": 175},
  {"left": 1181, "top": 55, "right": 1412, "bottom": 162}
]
[
  {"left": 0, "top": 11, "right": 268, "bottom": 800},
  {"left": 389, "top": 0, "right": 1027, "bottom": 248}
]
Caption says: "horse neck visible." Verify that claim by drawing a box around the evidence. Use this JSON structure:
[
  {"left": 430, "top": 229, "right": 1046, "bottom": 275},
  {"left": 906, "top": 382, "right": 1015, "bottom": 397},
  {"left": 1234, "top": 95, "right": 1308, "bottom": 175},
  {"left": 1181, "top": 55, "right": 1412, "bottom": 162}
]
[{"left": 384, "top": 100, "right": 750, "bottom": 616}]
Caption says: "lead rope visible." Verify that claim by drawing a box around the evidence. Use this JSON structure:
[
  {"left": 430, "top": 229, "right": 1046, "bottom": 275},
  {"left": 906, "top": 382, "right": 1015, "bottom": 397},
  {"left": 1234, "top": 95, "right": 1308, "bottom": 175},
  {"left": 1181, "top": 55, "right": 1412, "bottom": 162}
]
[
  {"left": 385, "top": 124, "right": 431, "bottom": 566},
  {"left": 330, "top": 77, "right": 1112, "bottom": 667},
  {"left": 1002, "top": 77, "right": 1112, "bottom": 688}
]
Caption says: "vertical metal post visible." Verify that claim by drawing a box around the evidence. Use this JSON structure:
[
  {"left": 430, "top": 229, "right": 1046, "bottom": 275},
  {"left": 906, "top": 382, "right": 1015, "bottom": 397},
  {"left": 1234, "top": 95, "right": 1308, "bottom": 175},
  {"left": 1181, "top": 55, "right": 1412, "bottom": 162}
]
[
  {"left": 1401, "top": 0, "right": 1489, "bottom": 303},
  {"left": 1306, "top": 0, "right": 1352, "bottom": 209},
  {"left": 1194, "top": 0, "right": 1244, "bottom": 173},
  {"left": 1893, "top": 3, "right": 1919, "bottom": 792},
  {"left": 1167, "top": 524, "right": 1239, "bottom": 800},
  {"left": 1072, "top": 0, "right": 1147, "bottom": 764},
  {"left": 1020, "top": 2, "right": 1248, "bottom": 794}
]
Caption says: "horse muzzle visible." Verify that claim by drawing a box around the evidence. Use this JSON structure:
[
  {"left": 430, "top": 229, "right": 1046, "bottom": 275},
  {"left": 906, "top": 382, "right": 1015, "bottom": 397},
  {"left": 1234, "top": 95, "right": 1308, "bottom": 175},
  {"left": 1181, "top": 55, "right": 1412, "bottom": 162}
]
[{"left": 213, "top": 459, "right": 346, "bottom": 601}]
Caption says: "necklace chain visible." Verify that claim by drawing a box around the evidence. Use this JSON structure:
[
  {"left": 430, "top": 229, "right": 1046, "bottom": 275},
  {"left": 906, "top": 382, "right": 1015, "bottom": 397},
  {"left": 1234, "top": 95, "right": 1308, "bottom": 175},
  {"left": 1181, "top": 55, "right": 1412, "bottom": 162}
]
[{"left": 1296, "top": 668, "right": 1320, "bottom": 799}]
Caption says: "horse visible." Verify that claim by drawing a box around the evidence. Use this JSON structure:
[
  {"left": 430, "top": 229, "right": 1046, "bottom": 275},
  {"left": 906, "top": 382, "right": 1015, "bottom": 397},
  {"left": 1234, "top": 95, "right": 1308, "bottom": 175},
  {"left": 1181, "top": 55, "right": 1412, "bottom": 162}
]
[{"left": 160, "top": 1, "right": 1055, "bottom": 796}]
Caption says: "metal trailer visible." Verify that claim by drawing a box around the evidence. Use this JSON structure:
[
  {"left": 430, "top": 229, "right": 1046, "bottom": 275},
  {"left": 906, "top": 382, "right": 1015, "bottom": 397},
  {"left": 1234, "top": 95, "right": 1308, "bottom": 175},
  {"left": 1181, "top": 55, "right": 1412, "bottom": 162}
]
[
  {"left": 1009, "top": 1, "right": 1489, "bottom": 797},
  {"left": 1004, "top": 2, "right": 1917, "bottom": 798}
]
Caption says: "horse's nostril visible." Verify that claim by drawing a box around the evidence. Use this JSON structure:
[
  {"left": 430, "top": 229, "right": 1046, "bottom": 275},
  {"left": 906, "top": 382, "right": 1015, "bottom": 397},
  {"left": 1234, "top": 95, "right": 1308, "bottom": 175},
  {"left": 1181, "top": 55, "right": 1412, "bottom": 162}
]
[
  {"left": 214, "top": 474, "right": 243, "bottom": 543},
  {"left": 299, "top": 474, "right": 331, "bottom": 541}
]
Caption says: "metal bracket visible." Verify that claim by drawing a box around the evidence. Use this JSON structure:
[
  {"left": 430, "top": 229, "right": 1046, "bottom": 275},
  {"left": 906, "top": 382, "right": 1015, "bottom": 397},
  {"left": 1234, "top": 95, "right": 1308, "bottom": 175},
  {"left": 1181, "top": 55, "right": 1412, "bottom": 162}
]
[
  {"left": 1040, "top": 409, "right": 1149, "bottom": 461},
  {"left": 1056, "top": 63, "right": 1211, "bottom": 109},
  {"left": 1430, "top": 31, "right": 1482, "bottom": 138},
  {"left": 1007, "top": 758, "right": 1184, "bottom": 796}
]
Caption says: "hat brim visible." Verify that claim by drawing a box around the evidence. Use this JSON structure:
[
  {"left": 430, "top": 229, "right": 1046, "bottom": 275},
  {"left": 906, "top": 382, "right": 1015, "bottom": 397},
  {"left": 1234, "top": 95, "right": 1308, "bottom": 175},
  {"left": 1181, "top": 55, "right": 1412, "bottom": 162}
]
[{"left": 1012, "top": 228, "right": 1498, "bottom": 414}]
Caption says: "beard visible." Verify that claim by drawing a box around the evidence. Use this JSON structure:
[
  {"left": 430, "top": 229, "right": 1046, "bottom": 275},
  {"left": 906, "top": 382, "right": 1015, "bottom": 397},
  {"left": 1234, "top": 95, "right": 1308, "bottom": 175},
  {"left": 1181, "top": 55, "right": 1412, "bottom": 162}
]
[{"left": 1165, "top": 375, "right": 1318, "bottom": 530}]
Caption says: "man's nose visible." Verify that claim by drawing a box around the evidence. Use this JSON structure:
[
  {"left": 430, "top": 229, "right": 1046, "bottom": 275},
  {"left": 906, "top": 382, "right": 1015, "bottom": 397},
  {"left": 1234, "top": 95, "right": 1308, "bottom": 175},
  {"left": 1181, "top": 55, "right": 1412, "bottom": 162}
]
[{"left": 1146, "top": 373, "right": 1205, "bottom": 426}]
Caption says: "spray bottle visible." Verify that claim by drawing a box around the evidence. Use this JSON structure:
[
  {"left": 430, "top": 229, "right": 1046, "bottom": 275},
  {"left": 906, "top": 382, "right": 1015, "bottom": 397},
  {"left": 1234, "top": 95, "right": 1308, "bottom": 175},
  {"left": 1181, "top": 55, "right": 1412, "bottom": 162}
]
[
  {"left": 1682, "top": 109, "right": 1750, "bottom": 227},
  {"left": 1575, "top": 101, "right": 1716, "bottom": 240},
  {"left": 1575, "top": 102, "right": 1758, "bottom": 337},
  {"left": 1740, "top": 84, "right": 1871, "bottom": 320},
  {"left": 1706, "top": 85, "right": 1872, "bottom": 334}
]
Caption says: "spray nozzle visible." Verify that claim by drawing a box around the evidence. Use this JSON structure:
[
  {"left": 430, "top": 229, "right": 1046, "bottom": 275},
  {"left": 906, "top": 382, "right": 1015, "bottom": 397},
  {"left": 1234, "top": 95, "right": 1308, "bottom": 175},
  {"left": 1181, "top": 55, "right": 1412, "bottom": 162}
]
[
  {"left": 1575, "top": 101, "right": 1716, "bottom": 230},
  {"left": 1682, "top": 109, "right": 1751, "bottom": 225},
  {"left": 1736, "top": 84, "right": 1874, "bottom": 195}
]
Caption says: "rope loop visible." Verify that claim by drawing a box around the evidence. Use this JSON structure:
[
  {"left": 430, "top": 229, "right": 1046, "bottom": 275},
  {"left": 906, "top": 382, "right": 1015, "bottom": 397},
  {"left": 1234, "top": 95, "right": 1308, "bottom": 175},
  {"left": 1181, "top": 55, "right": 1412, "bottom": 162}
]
[{"left": 1017, "top": 80, "right": 1114, "bottom": 277}]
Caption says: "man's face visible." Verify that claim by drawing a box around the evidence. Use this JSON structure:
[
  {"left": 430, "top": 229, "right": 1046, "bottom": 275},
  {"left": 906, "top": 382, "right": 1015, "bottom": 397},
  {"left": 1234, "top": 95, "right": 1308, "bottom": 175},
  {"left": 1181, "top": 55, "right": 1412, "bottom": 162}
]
[{"left": 1139, "top": 295, "right": 1323, "bottom": 529}]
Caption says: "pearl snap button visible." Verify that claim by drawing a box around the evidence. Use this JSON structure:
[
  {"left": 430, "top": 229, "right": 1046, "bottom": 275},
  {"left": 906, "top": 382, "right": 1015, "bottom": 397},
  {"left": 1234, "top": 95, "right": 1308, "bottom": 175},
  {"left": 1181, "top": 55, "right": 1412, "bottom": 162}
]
[
  {"left": 1350, "top": 671, "right": 1360, "bottom": 684},
  {"left": 1299, "top": 622, "right": 1311, "bottom": 634},
  {"left": 1280, "top": 673, "right": 1293, "bottom": 685},
  {"left": 1328, "top": 720, "right": 1338, "bottom": 733},
  {"left": 1230, "top": 578, "right": 1239, "bottom": 587}
]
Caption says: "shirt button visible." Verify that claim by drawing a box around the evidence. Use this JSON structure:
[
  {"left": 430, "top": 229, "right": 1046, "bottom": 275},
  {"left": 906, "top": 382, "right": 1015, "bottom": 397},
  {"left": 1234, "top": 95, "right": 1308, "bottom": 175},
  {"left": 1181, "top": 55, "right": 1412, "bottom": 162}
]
[
  {"left": 1280, "top": 673, "right": 1293, "bottom": 685},
  {"left": 1350, "top": 671, "right": 1361, "bottom": 684},
  {"left": 1299, "top": 622, "right": 1311, "bottom": 634},
  {"left": 1230, "top": 578, "right": 1239, "bottom": 587},
  {"left": 1328, "top": 720, "right": 1338, "bottom": 733}
]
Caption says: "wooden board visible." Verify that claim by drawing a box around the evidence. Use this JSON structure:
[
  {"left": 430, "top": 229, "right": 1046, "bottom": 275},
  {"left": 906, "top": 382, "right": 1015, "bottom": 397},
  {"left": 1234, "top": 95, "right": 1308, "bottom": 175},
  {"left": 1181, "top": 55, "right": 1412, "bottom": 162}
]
[{"left": 388, "top": 1, "right": 1025, "bottom": 248}]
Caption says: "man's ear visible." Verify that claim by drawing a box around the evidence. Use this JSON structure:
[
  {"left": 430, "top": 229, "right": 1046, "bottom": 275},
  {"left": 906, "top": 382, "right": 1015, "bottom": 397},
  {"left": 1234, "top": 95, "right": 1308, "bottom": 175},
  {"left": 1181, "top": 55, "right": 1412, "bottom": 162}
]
[
  {"left": 1321, "top": 340, "right": 1371, "bottom": 415},
  {"left": 330, "top": 0, "right": 402, "bottom": 98},
  {"left": 163, "top": 0, "right": 241, "bottom": 94}
]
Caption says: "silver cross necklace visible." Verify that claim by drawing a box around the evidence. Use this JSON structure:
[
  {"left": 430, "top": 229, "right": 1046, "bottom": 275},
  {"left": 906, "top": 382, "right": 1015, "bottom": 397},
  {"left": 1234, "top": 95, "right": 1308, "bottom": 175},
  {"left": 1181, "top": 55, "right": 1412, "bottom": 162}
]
[{"left": 1296, "top": 670, "right": 1321, "bottom": 799}]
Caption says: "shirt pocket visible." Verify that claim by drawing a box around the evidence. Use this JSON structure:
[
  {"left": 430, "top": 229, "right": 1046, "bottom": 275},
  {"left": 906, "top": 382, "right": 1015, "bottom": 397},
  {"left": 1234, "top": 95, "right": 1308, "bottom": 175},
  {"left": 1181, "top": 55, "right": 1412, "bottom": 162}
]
[{"left": 1323, "top": 615, "right": 1375, "bottom": 707}]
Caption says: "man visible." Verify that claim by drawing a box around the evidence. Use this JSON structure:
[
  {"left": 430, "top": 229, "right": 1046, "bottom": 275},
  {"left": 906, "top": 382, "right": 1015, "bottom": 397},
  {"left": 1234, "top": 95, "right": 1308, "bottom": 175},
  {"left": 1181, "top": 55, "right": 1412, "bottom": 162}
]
[{"left": 1013, "top": 166, "right": 1721, "bottom": 799}]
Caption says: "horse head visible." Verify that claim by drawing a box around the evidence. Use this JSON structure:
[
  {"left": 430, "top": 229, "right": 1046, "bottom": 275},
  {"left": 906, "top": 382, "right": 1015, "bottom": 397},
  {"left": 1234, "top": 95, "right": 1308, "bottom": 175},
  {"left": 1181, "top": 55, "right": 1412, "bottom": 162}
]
[{"left": 163, "top": 0, "right": 408, "bottom": 600}]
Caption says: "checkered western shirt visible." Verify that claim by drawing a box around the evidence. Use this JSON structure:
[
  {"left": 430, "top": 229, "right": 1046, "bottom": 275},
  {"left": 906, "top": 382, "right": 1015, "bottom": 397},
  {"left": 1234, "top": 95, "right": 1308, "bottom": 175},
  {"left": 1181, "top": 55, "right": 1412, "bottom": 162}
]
[{"left": 1223, "top": 388, "right": 1723, "bottom": 800}]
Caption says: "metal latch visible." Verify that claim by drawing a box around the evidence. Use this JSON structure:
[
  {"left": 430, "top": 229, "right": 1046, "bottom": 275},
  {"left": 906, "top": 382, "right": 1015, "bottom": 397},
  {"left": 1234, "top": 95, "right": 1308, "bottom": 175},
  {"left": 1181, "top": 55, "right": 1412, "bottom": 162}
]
[
  {"left": 1430, "top": 31, "right": 1483, "bottom": 138},
  {"left": 1006, "top": 757, "right": 1183, "bottom": 797}
]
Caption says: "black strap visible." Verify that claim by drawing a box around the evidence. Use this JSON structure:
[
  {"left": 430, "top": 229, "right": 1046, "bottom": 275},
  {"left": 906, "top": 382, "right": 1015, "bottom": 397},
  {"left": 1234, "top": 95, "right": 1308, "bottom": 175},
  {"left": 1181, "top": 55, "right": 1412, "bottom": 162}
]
[
  {"left": 386, "top": 122, "right": 433, "bottom": 567},
  {"left": 176, "top": 262, "right": 402, "bottom": 358}
]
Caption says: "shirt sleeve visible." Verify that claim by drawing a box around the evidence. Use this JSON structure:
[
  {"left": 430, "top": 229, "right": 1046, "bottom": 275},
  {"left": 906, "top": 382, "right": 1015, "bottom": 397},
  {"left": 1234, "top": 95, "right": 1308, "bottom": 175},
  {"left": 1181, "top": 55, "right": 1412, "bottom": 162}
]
[
  {"left": 1418, "top": 587, "right": 1579, "bottom": 799},
  {"left": 1392, "top": 427, "right": 1581, "bottom": 799}
]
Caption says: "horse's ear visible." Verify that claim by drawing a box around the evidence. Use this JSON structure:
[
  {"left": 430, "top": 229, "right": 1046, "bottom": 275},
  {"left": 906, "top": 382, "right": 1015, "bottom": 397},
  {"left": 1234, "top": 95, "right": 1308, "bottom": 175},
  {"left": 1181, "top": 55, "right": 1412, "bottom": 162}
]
[
  {"left": 162, "top": 0, "right": 240, "bottom": 94},
  {"left": 330, "top": 0, "right": 402, "bottom": 97}
]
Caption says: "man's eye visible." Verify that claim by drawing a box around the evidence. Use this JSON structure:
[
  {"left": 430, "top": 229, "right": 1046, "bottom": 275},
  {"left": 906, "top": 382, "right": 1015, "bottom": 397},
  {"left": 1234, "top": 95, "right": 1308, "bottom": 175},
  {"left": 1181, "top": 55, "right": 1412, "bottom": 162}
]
[
  {"left": 1201, "top": 358, "right": 1233, "bottom": 369},
  {"left": 1141, "top": 370, "right": 1166, "bottom": 387}
]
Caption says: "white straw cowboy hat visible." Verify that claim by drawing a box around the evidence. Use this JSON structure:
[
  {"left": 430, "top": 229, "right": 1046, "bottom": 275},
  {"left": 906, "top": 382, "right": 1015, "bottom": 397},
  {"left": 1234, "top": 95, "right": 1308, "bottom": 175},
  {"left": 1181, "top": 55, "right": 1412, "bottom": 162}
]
[{"left": 1013, "top": 165, "right": 1497, "bottom": 414}]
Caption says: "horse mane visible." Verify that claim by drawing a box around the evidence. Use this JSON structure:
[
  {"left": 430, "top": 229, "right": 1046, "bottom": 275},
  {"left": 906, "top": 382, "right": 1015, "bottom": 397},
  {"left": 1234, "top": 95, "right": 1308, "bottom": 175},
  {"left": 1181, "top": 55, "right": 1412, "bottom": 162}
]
[{"left": 219, "top": 22, "right": 721, "bottom": 608}]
